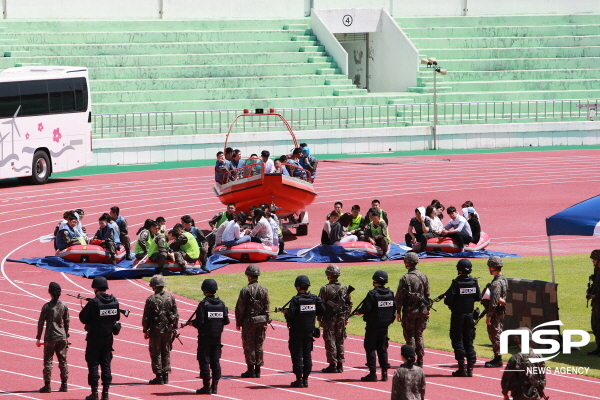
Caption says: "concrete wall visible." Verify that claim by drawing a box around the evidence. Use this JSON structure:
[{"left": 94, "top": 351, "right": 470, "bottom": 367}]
[
  {"left": 311, "top": 11, "right": 348, "bottom": 75},
  {"left": 90, "top": 121, "right": 600, "bottom": 166},
  {"left": 4, "top": 0, "right": 598, "bottom": 19}
]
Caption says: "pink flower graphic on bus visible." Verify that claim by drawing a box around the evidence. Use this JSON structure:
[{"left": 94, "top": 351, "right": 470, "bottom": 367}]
[
  {"left": 38, "top": 122, "right": 44, "bottom": 132},
  {"left": 25, "top": 133, "right": 30, "bottom": 140},
  {"left": 52, "top": 128, "right": 62, "bottom": 143}
]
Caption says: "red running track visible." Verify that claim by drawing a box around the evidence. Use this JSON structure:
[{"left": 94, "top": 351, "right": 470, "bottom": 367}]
[{"left": 1, "top": 149, "right": 600, "bottom": 399}]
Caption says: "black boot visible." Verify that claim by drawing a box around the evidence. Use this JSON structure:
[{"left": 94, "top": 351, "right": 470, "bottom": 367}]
[
  {"left": 291, "top": 374, "right": 304, "bottom": 388},
  {"left": 452, "top": 361, "right": 467, "bottom": 377},
  {"left": 361, "top": 368, "right": 377, "bottom": 382},
  {"left": 196, "top": 379, "right": 212, "bottom": 394},
  {"left": 466, "top": 361, "right": 475, "bottom": 377},
  {"left": 210, "top": 379, "right": 219, "bottom": 394},
  {"left": 255, "top": 366, "right": 261, "bottom": 378},
  {"left": 484, "top": 356, "right": 503, "bottom": 368},
  {"left": 59, "top": 381, "right": 67, "bottom": 392},
  {"left": 39, "top": 382, "right": 51, "bottom": 393},
  {"left": 241, "top": 364, "right": 256, "bottom": 378},
  {"left": 85, "top": 386, "right": 98, "bottom": 400},
  {"left": 302, "top": 373, "right": 309, "bottom": 388},
  {"left": 101, "top": 385, "right": 109, "bottom": 400},
  {"left": 149, "top": 374, "right": 164, "bottom": 384},
  {"left": 381, "top": 367, "right": 388, "bottom": 382},
  {"left": 336, "top": 362, "right": 343, "bottom": 373},
  {"left": 162, "top": 373, "right": 169, "bottom": 384},
  {"left": 321, "top": 364, "right": 338, "bottom": 373}
]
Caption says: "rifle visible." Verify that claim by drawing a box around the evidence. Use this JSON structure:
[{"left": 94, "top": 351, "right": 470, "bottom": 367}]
[
  {"left": 422, "top": 293, "right": 445, "bottom": 312},
  {"left": 180, "top": 311, "right": 197, "bottom": 329},
  {"left": 273, "top": 298, "right": 293, "bottom": 313},
  {"left": 66, "top": 293, "right": 130, "bottom": 317},
  {"left": 171, "top": 329, "right": 183, "bottom": 345},
  {"left": 587, "top": 274, "right": 594, "bottom": 308}
]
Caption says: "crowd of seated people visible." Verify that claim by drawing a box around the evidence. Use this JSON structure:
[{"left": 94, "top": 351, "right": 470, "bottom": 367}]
[{"left": 214, "top": 144, "right": 318, "bottom": 183}]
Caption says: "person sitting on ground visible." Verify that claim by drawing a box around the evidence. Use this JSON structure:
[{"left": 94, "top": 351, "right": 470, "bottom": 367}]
[
  {"left": 247, "top": 208, "right": 274, "bottom": 246},
  {"left": 365, "top": 199, "right": 389, "bottom": 226},
  {"left": 55, "top": 214, "right": 86, "bottom": 251},
  {"left": 405, "top": 207, "right": 432, "bottom": 253},
  {"left": 330, "top": 213, "right": 358, "bottom": 245},
  {"left": 321, "top": 211, "right": 339, "bottom": 245},
  {"left": 168, "top": 224, "right": 201, "bottom": 274},
  {"left": 155, "top": 216, "right": 166, "bottom": 234},
  {"left": 364, "top": 212, "right": 391, "bottom": 261},
  {"left": 229, "top": 149, "right": 245, "bottom": 180},
  {"left": 222, "top": 212, "right": 250, "bottom": 247},
  {"left": 215, "top": 151, "right": 230, "bottom": 183},
  {"left": 261, "top": 150, "right": 275, "bottom": 174},
  {"left": 287, "top": 148, "right": 308, "bottom": 180},
  {"left": 135, "top": 219, "right": 155, "bottom": 260},
  {"left": 181, "top": 215, "right": 208, "bottom": 269},
  {"left": 326, "top": 202, "right": 343, "bottom": 220},
  {"left": 347, "top": 205, "right": 367, "bottom": 241},
  {"left": 213, "top": 213, "right": 235, "bottom": 250},
  {"left": 92, "top": 213, "right": 121, "bottom": 265},
  {"left": 299, "top": 147, "right": 318, "bottom": 182},
  {"left": 465, "top": 207, "right": 481, "bottom": 244},
  {"left": 273, "top": 158, "right": 290, "bottom": 176},
  {"left": 440, "top": 206, "right": 473, "bottom": 250}
]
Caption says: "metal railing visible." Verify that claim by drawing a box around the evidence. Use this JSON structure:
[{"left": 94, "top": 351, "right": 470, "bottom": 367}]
[{"left": 91, "top": 98, "right": 598, "bottom": 138}]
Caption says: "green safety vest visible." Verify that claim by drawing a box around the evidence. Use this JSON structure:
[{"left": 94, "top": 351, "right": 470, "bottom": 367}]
[
  {"left": 134, "top": 229, "right": 148, "bottom": 254},
  {"left": 369, "top": 221, "right": 392, "bottom": 242},
  {"left": 147, "top": 234, "right": 160, "bottom": 257},
  {"left": 348, "top": 214, "right": 363, "bottom": 231},
  {"left": 216, "top": 212, "right": 228, "bottom": 229},
  {"left": 180, "top": 231, "right": 200, "bottom": 259}
]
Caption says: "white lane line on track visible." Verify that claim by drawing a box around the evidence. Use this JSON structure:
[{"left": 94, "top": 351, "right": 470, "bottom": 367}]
[{"left": 0, "top": 389, "right": 44, "bottom": 400}]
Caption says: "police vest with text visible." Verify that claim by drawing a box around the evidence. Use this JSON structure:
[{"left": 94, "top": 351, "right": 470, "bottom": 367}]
[
  {"left": 86, "top": 296, "right": 120, "bottom": 337},
  {"left": 366, "top": 288, "right": 395, "bottom": 327},
  {"left": 293, "top": 294, "right": 319, "bottom": 332},
  {"left": 202, "top": 298, "right": 226, "bottom": 337},
  {"left": 450, "top": 277, "right": 479, "bottom": 314}
]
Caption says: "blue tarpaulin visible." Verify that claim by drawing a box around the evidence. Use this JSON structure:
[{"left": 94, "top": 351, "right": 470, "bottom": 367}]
[{"left": 9, "top": 244, "right": 519, "bottom": 279}]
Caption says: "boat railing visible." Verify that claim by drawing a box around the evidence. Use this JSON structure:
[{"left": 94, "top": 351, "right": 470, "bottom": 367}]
[{"left": 220, "top": 158, "right": 312, "bottom": 184}]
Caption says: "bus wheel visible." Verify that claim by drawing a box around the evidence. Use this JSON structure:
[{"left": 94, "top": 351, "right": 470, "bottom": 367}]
[{"left": 28, "top": 151, "right": 51, "bottom": 185}]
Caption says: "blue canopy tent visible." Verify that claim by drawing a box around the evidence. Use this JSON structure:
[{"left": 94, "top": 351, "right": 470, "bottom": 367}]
[{"left": 545, "top": 194, "right": 600, "bottom": 282}]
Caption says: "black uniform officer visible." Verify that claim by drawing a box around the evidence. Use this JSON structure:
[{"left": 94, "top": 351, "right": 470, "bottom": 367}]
[
  {"left": 283, "top": 275, "right": 325, "bottom": 388},
  {"left": 443, "top": 259, "right": 481, "bottom": 377},
  {"left": 79, "top": 276, "right": 120, "bottom": 400},
  {"left": 189, "top": 279, "right": 230, "bottom": 395},
  {"left": 354, "top": 270, "right": 396, "bottom": 382}
]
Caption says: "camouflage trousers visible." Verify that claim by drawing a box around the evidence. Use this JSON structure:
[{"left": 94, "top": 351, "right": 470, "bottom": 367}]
[
  {"left": 322, "top": 318, "right": 347, "bottom": 364},
  {"left": 487, "top": 313, "right": 505, "bottom": 357},
  {"left": 43, "top": 340, "right": 68, "bottom": 382},
  {"left": 172, "top": 251, "right": 198, "bottom": 269},
  {"left": 148, "top": 331, "right": 173, "bottom": 374},
  {"left": 241, "top": 322, "right": 267, "bottom": 366},
  {"left": 592, "top": 304, "right": 600, "bottom": 346},
  {"left": 401, "top": 313, "right": 428, "bottom": 358}
]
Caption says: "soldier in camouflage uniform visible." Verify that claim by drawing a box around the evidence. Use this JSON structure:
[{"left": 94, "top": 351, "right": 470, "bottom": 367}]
[
  {"left": 318, "top": 264, "right": 353, "bottom": 373},
  {"left": 483, "top": 256, "right": 508, "bottom": 368},
  {"left": 142, "top": 275, "right": 179, "bottom": 385},
  {"left": 501, "top": 328, "right": 547, "bottom": 400},
  {"left": 395, "top": 252, "right": 430, "bottom": 367},
  {"left": 586, "top": 249, "right": 600, "bottom": 355},
  {"left": 391, "top": 345, "right": 426, "bottom": 400},
  {"left": 36, "top": 282, "right": 69, "bottom": 393},
  {"left": 235, "top": 264, "right": 270, "bottom": 378}
]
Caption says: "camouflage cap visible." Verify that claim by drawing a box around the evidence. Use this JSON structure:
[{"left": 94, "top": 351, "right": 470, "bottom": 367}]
[
  {"left": 245, "top": 264, "right": 261, "bottom": 277},
  {"left": 149, "top": 275, "right": 166, "bottom": 287},
  {"left": 591, "top": 250, "right": 600, "bottom": 261},
  {"left": 487, "top": 256, "right": 503, "bottom": 269},
  {"left": 404, "top": 252, "right": 419, "bottom": 265},
  {"left": 325, "top": 264, "right": 341, "bottom": 277}
]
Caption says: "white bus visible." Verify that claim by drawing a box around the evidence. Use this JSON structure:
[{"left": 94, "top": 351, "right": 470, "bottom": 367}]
[{"left": 0, "top": 66, "right": 93, "bottom": 184}]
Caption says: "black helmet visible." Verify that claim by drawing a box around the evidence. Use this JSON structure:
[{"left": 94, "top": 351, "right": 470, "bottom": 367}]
[
  {"left": 456, "top": 259, "right": 473, "bottom": 274},
  {"left": 372, "top": 270, "right": 388, "bottom": 284},
  {"left": 590, "top": 250, "right": 600, "bottom": 261},
  {"left": 91, "top": 276, "right": 108, "bottom": 289},
  {"left": 294, "top": 275, "right": 311, "bottom": 287},
  {"left": 245, "top": 264, "right": 261, "bottom": 277},
  {"left": 201, "top": 279, "right": 218, "bottom": 293}
]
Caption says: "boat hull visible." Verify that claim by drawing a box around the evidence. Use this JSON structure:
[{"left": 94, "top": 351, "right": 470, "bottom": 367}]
[
  {"left": 213, "top": 243, "right": 279, "bottom": 262},
  {"left": 55, "top": 245, "right": 126, "bottom": 264},
  {"left": 425, "top": 232, "right": 491, "bottom": 253}
]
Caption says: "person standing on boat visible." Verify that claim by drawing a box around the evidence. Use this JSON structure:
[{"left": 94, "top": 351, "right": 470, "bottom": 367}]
[
  {"left": 287, "top": 148, "right": 308, "bottom": 180},
  {"left": 214, "top": 151, "right": 230, "bottom": 183},
  {"left": 229, "top": 149, "right": 245, "bottom": 180},
  {"left": 299, "top": 147, "right": 318, "bottom": 182}
]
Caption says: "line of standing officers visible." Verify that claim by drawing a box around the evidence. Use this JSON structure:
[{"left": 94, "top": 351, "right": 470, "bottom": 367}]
[{"left": 36, "top": 253, "right": 531, "bottom": 399}]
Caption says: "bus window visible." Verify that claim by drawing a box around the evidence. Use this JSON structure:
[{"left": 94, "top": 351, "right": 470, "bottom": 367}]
[
  {"left": 0, "top": 82, "right": 20, "bottom": 118},
  {"left": 19, "top": 80, "right": 50, "bottom": 116},
  {"left": 74, "top": 77, "right": 88, "bottom": 112},
  {"left": 48, "top": 78, "right": 76, "bottom": 113}
]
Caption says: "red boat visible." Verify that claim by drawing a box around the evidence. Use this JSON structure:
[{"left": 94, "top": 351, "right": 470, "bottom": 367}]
[
  {"left": 55, "top": 244, "right": 127, "bottom": 264},
  {"left": 213, "top": 110, "right": 317, "bottom": 235},
  {"left": 338, "top": 241, "right": 383, "bottom": 256},
  {"left": 425, "top": 232, "right": 491, "bottom": 253},
  {"left": 213, "top": 242, "right": 279, "bottom": 262}
]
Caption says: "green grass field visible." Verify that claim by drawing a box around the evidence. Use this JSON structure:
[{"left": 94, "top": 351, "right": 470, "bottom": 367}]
[{"left": 159, "top": 254, "right": 600, "bottom": 377}]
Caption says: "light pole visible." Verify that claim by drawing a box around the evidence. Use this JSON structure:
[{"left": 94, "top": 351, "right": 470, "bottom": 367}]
[{"left": 421, "top": 58, "right": 447, "bottom": 150}]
